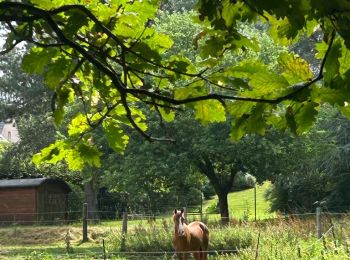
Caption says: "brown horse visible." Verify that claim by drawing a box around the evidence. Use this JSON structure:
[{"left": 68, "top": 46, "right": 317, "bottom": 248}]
[{"left": 172, "top": 208, "right": 209, "bottom": 260}]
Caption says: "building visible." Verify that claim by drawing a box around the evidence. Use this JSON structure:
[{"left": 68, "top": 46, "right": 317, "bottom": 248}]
[
  {"left": 0, "top": 178, "right": 71, "bottom": 223},
  {"left": 0, "top": 119, "right": 19, "bottom": 143}
]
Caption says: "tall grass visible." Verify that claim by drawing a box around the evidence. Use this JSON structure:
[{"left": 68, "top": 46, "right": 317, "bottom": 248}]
[
  {"left": 2, "top": 215, "right": 350, "bottom": 259},
  {"left": 105, "top": 216, "right": 350, "bottom": 259}
]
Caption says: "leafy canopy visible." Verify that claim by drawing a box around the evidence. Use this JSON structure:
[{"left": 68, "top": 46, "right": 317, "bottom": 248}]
[{"left": 0, "top": 0, "right": 350, "bottom": 169}]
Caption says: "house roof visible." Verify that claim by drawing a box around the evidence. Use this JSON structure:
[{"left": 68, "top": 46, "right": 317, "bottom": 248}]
[{"left": 0, "top": 178, "right": 71, "bottom": 191}]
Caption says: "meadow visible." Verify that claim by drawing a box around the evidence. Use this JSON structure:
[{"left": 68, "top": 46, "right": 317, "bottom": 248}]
[{"left": 0, "top": 183, "right": 350, "bottom": 259}]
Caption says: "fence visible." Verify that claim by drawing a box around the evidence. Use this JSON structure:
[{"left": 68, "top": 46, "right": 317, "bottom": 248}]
[
  {"left": 0, "top": 203, "right": 345, "bottom": 238},
  {"left": 1, "top": 204, "right": 350, "bottom": 259}
]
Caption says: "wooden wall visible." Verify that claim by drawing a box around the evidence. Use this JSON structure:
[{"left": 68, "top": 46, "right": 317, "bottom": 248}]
[
  {"left": 37, "top": 183, "right": 68, "bottom": 222},
  {"left": 0, "top": 188, "right": 37, "bottom": 222}
]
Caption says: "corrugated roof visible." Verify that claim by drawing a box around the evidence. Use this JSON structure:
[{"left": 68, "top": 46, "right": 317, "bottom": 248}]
[{"left": 0, "top": 178, "right": 71, "bottom": 191}]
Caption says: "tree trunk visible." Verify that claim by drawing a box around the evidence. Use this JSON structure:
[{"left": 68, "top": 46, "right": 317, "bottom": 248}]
[
  {"left": 84, "top": 180, "right": 99, "bottom": 223},
  {"left": 217, "top": 191, "right": 229, "bottom": 225},
  {"left": 194, "top": 156, "right": 233, "bottom": 225}
]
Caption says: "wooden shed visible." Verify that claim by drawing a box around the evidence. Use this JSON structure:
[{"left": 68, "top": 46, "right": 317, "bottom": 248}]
[{"left": 0, "top": 178, "right": 71, "bottom": 223}]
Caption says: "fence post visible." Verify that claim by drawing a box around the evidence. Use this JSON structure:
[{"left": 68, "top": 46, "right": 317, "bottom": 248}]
[
  {"left": 316, "top": 206, "right": 322, "bottom": 239},
  {"left": 200, "top": 192, "right": 203, "bottom": 222},
  {"left": 183, "top": 207, "right": 187, "bottom": 220},
  {"left": 122, "top": 212, "right": 128, "bottom": 235},
  {"left": 82, "top": 203, "right": 88, "bottom": 242},
  {"left": 254, "top": 186, "right": 257, "bottom": 222}
]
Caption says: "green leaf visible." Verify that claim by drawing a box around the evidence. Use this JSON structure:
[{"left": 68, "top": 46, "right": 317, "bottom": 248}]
[
  {"left": 248, "top": 71, "right": 289, "bottom": 97},
  {"left": 102, "top": 118, "right": 130, "bottom": 153},
  {"left": 194, "top": 100, "right": 226, "bottom": 125},
  {"left": 229, "top": 60, "right": 269, "bottom": 78},
  {"left": 44, "top": 58, "right": 71, "bottom": 89},
  {"left": 294, "top": 102, "right": 319, "bottom": 134},
  {"left": 221, "top": 0, "right": 254, "bottom": 28},
  {"left": 230, "top": 115, "right": 249, "bottom": 141},
  {"left": 22, "top": 47, "right": 57, "bottom": 74},
  {"left": 174, "top": 81, "right": 207, "bottom": 100},
  {"left": 279, "top": 53, "right": 313, "bottom": 84},
  {"left": 53, "top": 85, "right": 75, "bottom": 125},
  {"left": 340, "top": 105, "right": 350, "bottom": 119},
  {"left": 200, "top": 36, "right": 227, "bottom": 58},
  {"left": 227, "top": 101, "right": 255, "bottom": 118},
  {"left": 164, "top": 55, "right": 197, "bottom": 77},
  {"left": 33, "top": 138, "right": 102, "bottom": 171},
  {"left": 245, "top": 103, "right": 268, "bottom": 135},
  {"left": 76, "top": 143, "right": 101, "bottom": 168},
  {"left": 68, "top": 113, "right": 90, "bottom": 137},
  {"left": 221, "top": 0, "right": 238, "bottom": 28},
  {"left": 32, "top": 140, "right": 66, "bottom": 165},
  {"left": 158, "top": 107, "right": 175, "bottom": 122},
  {"left": 64, "top": 10, "right": 89, "bottom": 37},
  {"left": 324, "top": 39, "right": 342, "bottom": 83}
]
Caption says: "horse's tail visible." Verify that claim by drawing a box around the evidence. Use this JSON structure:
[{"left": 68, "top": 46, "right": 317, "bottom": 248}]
[
  {"left": 199, "top": 222, "right": 209, "bottom": 235},
  {"left": 199, "top": 222, "right": 209, "bottom": 246},
  {"left": 199, "top": 222, "right": 209, "bottom": 260}
]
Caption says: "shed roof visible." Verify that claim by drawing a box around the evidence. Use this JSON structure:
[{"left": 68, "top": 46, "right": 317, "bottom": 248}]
[{"left": 0, "top": 178, "right": 71, "bottom": 191}]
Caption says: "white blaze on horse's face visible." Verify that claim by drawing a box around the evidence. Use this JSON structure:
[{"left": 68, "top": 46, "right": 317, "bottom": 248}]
[{"left": 173, "top": 209, "right": 186, "bottom": 237}]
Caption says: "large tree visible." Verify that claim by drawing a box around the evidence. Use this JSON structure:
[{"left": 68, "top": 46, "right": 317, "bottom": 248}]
[
  {"left": 104, "top": 110, "right": 281, "bottom": 223},
  {"left": 0, "top": 1, "right": 348, "bottom": 168},
  {"left": 171, "top": 114, "right": 280, "bottom": 223}
]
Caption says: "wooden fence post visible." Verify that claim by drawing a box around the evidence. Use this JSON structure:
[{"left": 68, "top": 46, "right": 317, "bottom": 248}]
[
  {"left": 255, "top": 232, "right": 261, "bottom": 260},
  {"left": 183, "top": 207, "right": 187, "bottom": 223},
  {"left": 200, "top": 192, "right": 203, "bottom": 222},
  {"left": 316, "top": 206, "right": 322, "bottom": 239},
  {"left": 122, "top": 212, "right": 128, "bottom": 235},
  {"left": 254, "top": 186, "right": 257, "bottom": 222},
  {"left": 82, "top": 203, "right": 88, "bottom": 242}
]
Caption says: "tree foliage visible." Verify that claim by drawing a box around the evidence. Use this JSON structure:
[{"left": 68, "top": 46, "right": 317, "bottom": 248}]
[
  {"left": 0, "top": 0, "right": 349, "bottom": 168},
  {"left": 266, "top": 106, "right": 350, "bottom": 212}
]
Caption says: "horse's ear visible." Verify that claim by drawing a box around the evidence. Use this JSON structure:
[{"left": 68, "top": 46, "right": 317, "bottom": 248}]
[
  {"left": 180, "top": 208, "right": 184, "bottom": 214},
  {"left": 174, "top": 209, "right": 177, "bottom": 214}
]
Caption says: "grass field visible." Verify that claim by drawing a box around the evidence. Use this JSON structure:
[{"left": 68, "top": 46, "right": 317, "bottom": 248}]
[
  {"left": 203, "top": 182, "right": 276, "bottom": 220},
  {"left": 5, "top": 183, "right": 350, "bottom": 259},
  {"left": 1, "top": 215, "right": 350, "bottom": 259}
]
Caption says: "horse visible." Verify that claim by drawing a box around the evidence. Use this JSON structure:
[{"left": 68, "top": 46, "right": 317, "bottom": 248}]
[{"left": 172, "top": 208, "right": 209, "bottom": 260}]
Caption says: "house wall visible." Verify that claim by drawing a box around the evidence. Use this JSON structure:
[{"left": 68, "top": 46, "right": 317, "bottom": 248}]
[
  {"left": 1, "top": 120, "right": 19, "bottom": 143},
  {"left": 0, "top": 188, "right": 37, "bottom": 222}
]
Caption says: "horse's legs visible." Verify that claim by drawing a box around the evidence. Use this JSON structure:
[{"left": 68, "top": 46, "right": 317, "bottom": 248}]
[
  {"left": 176, "top": 252, "right": 188, "bottom": 260},
  {"left": 202, "top": 251, "right": 208, "bottom": 260},
  {"left": 193, "top": 251, "right": 201, "bottom": 260},
  {"left": 194, "top": 248, "right": 208, "bottom": 260}
]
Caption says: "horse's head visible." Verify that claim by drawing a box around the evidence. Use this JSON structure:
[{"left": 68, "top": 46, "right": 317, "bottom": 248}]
[{"left": 173, "top": 208, "right": 186, "bottom": 237}]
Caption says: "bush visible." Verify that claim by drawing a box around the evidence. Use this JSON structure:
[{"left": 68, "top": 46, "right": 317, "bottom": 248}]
[{"left": 232, "top": 172, "right": 256, "bottom": 191}]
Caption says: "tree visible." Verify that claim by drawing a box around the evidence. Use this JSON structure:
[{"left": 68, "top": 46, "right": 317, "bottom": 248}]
[
  {"left": 0, "top": 50, "right": 61, "bottom": 178},
  {"left": 265, "top": 106, "right": 350, "bottom": 213},
  {"left": 96, "top": 11, "right": 287, "bottom": 222},
  {"left": 0, "top": 50, "right": 53, "bottom": 119},
  {"left": 103, "top": 109, "right": 281, "bottom": 223},
  {"left": 168, "top": 114, "right": 280, "bottom": 223},
  {"left": 0, "top": 1, "right": 349, "bottom": 170},
  {"left": 160, "top": 0, "right": 197, "bottom": 12}
]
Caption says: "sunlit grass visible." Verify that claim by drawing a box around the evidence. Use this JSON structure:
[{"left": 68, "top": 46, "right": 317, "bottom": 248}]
[
  {"left": 2, "top": 215, "right": 350, "bottom": 259},
  {"left": 203, "top": 182, "right": 276, "bottom": 220}
]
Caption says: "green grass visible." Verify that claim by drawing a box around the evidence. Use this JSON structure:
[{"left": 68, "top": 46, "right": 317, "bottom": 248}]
[
  {"left": 2, "top": 215, "right": 350, "bottom": 259},
  {"left": 203, "top": 182, "right": 276, "bottom": 220}
]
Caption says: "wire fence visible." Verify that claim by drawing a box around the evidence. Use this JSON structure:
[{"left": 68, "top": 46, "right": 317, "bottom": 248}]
[{"left": 1, "top": 208, "right": 350, "bottom": 259}]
